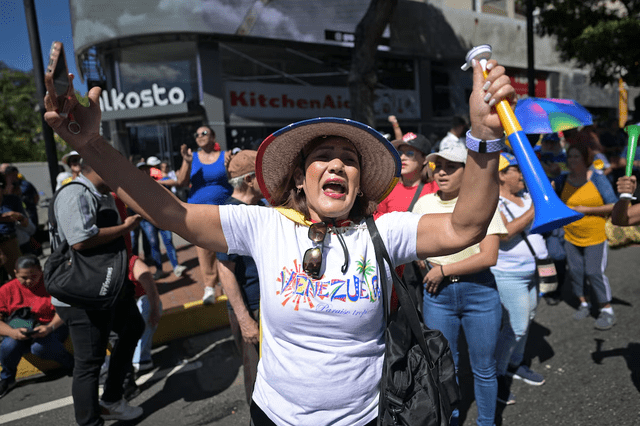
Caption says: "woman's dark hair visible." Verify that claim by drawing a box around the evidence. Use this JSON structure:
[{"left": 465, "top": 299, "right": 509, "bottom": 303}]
[
  {"left": 270, "top": 136, "right": 378, "bottom": 221},
  {"left": 15, "top": 254, "right": 41, "bottom": 271},
  {"left": 567, "top": 139, "right": 593, "bottom": 168}
]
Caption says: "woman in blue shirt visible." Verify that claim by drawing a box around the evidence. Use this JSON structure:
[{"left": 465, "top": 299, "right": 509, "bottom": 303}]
[{"left": 176, "top": 126, "right": 232, "bottom": 304}]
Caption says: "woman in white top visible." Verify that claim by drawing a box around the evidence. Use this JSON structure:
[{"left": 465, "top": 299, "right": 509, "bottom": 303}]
[
  {"left": 43, "top": 60, "right": 514, "bottom": 426},
  {"left": 491, "top": 153, "right": 548, "bottom": 405},
  {"left": 413, "top": 144, "right": 507, "bottom": 426}
]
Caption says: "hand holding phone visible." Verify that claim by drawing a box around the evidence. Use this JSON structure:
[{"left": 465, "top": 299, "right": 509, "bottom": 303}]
[{"left": 44, "top": 41, "right": 80, "bottom": 134}]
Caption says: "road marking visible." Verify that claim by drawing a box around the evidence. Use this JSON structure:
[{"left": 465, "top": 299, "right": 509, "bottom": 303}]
[
  {"left": 0, "top": 335, "right": 234, "bottom": 424},
  {"left": 0, "top": 396, "right": 74, "bottom": 424}
]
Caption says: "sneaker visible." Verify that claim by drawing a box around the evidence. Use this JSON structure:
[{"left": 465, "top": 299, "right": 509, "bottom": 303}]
[
  {"left": 507, "top": 364, "right": 545, "bottom": 386},
  {"left": 123, "top": 382, "right": 141, "bottom": 401},
  {"left": 496, "top": 375, "right": 516, "bottom": 405},
  {"left": 99, "top": 398, "right": 143, "bottom": 421},
  {"left": 173, "top": 264, "right": 187, "bottom": 278},
  {"left": 133, "top": 360, "right": 154, "bottom": 373},
  {"left": 153, "top": 269, "right": 169, "bottom": 280},
  {"left": 594, "top": 311, "right": 616, "bottom": 330},
  {"left": 0, "top": 378, "right": 16, "bottom": 399},
  {"left": 544, "top": 293, "right": 561, "bottom": 306},
  {"left": 202, "top": 286, "right": 216, "bottom": 305},
  {"left": 573, "top": 304, "right": 591, "bottom": 320}
]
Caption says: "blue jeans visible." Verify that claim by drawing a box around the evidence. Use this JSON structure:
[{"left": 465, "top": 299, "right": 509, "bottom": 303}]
[
  {"left": 139, "top": 220, "right": 179, "bottom": 269},
  {"left": 492, "top": 268, "right": 538, "bottom": 376},
  {"left": 422, "top": 270, "right": 501, "bottom": 426},
  {"left": 0, "top": 325, "right": 73, "bottom": 380},
  {"left": 132, "top": 295, "right": 163, "bottom": 364}
]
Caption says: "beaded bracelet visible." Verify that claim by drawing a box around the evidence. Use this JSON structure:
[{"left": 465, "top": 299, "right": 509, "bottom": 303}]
[{"left": 465, "top": 129, "right": 506, "bottom": 153}]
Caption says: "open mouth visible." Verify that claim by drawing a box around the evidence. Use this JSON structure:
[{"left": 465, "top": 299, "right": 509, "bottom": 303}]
[{"left": 323, "top": 180, "right": 347, "bottom": 198}]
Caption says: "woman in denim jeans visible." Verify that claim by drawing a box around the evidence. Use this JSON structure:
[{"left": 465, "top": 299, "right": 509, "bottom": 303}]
[
  {"left": 413, "top": 144, "right": 506, "bottom": 426},
  {"left": 492, "top": 153, "right": 548, "bottom": 407}
]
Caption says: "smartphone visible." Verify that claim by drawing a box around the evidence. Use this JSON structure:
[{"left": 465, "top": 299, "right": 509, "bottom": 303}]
[
  {"left": 45, "top": 41, "right": 75, "bottom": 116},
  {"left": 22, "top": 329, "right": 37, "bottom": 337},
  {"left": 47, "top": 41, "right": 69, "bottom": 94}
]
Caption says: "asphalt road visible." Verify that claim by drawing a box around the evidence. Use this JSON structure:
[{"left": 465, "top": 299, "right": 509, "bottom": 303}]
[{"left": 1, "top": 245, "right": 640, "bottom": 426}]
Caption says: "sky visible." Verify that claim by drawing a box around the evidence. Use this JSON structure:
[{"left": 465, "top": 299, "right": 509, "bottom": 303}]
[{"left": 1, "top": 0, "right": 88, "bottom": 94}]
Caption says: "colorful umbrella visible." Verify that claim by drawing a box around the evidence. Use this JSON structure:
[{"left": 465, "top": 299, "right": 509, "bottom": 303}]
[{"left": 514, "top": 98, "right": 593, "bottom": 134}]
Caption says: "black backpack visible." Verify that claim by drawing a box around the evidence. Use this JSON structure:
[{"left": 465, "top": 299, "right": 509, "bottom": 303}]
[
  {"left": 366, "top": 217, "right": 460, "bottom": 426},
  {"left": 44, "top": 181, "right": 128, "bottom": 310}
]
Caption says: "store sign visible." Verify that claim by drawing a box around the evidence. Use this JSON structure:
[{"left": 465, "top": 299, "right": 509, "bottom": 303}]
[
  {"left": 225, "top": 82, "right": 420, "bottom": 120},
  {"left": 99, "top": 84, "right": 186, "bottom": 112},
  {"left": 507, "top": 69, "right": 548, "bottom": 101}
]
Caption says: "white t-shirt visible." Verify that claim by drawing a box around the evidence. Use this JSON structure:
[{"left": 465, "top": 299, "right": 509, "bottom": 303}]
[
  {"left": 492, "top": 194, "right": 549, "bottom": 273},
  {"left": 412, "top": 193, "right": 507, "bottom": 265},
  {"left": 219, "top": 206, "right": 421, "bottom": 426}
]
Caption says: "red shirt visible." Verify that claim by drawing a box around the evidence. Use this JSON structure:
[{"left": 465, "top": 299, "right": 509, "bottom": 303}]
[
  {"left": 112, "top": 193, "right": 145, "bottom": 298},
  {"left": 0, "top": 277, "right": 56, "bottom": 324},
  {"left": 375, "top": 180, "right": 439, "bottom": 218}
]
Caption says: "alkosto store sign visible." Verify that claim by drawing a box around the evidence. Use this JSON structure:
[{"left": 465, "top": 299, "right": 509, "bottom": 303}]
[
  {"left": 225, "top": 82, "right": 420, "bottom": 120},
  {"left": 99, "top": 85, "right": 186, "bottom": 112}
]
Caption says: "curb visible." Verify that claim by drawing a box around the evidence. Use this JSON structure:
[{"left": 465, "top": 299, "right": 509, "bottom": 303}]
[{"left": 10, "top": 299, "right": 230, "bottom": 381}]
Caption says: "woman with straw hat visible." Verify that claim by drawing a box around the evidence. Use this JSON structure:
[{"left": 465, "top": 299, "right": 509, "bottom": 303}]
[{"left": 44, "top": 59, "right": 513, "bottom": 425}]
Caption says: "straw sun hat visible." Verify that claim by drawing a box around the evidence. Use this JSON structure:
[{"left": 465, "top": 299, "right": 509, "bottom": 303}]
[{"left": 256, "top": 117, "right": 401, "bottom": 204}]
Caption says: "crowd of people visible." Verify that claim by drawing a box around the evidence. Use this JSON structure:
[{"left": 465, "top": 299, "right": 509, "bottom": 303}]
[{"left": 0, "top": 56, "right": 639, "bottom": 426}]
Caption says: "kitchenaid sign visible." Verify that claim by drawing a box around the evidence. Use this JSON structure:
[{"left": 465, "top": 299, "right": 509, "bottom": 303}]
[
  {"left": 99, "top": 84, "right": 186, "bottom": 112},
  {"left": 226, "top": 82, "right": 419, "bottom": 120}
]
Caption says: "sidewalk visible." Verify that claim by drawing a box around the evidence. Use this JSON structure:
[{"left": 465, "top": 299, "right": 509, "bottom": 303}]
[{"left": 12, "top": 233, "right": 229, "bottom": 380}]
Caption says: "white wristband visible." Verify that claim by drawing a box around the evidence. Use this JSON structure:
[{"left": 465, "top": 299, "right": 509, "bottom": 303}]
[{"left": 465, "top": 130, "right": 506, "bottom": 153}]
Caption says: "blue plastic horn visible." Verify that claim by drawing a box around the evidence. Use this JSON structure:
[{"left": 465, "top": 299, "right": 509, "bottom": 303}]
[{"left": 462, "top": 45, "right": 583, "bottom": 234}]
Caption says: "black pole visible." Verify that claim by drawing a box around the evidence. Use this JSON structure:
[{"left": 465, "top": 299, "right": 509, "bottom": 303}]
[
  {"left": 23, "top": 0, "right": 59, "bottom": 193},
  {"left": 527, "top": 0, "right": 535, "bottom": 97}
]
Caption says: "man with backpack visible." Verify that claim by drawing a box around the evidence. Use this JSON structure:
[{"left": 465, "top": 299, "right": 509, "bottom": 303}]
[{"left": 48, "top": 160, "right": 145, "bottom": 425}]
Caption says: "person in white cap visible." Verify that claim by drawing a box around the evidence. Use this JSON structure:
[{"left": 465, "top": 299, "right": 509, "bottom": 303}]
[
  {"left": 412, "top": 143, "right": 508, "bottom": 422},
  {"left": 44, "top": 56, "right": 514, "bottom": 426},
  {"left": 56, "top": 150, "right": 82, "bottom": 190}
]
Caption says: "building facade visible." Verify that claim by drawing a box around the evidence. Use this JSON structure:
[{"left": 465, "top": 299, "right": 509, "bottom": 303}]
[{"left": 70, "top": 0, "right": 622, "bottom": 169}]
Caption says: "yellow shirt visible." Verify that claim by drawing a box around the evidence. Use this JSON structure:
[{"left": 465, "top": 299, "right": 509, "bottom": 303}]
[
  {"left": 561, "top": 181, "right": 607, "bottom": 247},
  {"left": 412, "top": 193, "right": 507, "bottom": 265}
]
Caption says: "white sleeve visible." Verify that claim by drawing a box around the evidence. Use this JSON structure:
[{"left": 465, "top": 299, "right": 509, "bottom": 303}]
[
  {"left": 375, "top": 211, "right": 422, "bottom": 266},
  {"left": 219, "top": 204, "right": 274, "bottom": 257}
]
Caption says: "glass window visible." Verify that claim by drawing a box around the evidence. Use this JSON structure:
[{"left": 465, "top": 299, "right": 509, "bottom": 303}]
[
  {"left": 117, "top": 41, "right": 198, "bottom": 104},
  {"left": 220, "top": 41, "right": 415, "bottom": 90}
]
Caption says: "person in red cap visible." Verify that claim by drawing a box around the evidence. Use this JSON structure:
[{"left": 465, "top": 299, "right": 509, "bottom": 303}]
[{"left": 376, "top": 132, "right": 438, "bottom": 217}]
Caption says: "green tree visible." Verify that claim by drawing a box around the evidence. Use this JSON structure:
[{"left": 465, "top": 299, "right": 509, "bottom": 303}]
[
  {"left": 531, "top": 0, "right": 640, "bottom": 86},
  {"left": 0, "top": 63, "right": 88, "bottom": 163},
  {"left": 0, "top": 64, "right": 48, "bottom": 162}
]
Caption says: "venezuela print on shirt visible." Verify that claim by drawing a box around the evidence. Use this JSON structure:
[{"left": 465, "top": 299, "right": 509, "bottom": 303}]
[{"left": 276, "top": 256, "right": 381, "bottom": 312}]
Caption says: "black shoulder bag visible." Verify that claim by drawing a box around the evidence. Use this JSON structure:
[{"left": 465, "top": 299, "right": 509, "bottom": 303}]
[
  {"left": 44, "top": 181, "right": 129, "bottom": 310},
  {"left": 366, "top": 217, "right": 459, "bottom": 426}
]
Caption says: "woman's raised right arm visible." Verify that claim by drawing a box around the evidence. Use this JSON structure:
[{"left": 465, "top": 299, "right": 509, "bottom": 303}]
[
  {"left": 175, "top": 144, "right": 192, "bottom": 187},
  {"left": 44, "top": 85, "right": 228, "bottom": 253}
]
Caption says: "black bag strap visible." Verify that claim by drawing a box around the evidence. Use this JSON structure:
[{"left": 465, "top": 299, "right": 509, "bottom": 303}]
[
  {"left": 48, "top": 181, "right": 94, "bottom": 248},
  {"left": 499, "top": 198, "right": 538, "bottom": 259},
  {"left": 407, "top": 181, "right": 425, "bottom": 212},
  {"left": 366, "top": 216, "right": 432, "bottom": 364}
]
